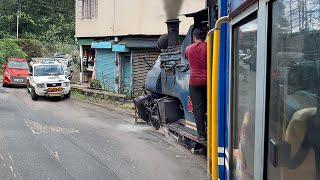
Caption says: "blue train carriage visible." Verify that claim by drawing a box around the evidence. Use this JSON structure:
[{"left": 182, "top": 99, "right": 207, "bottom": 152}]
[{"left": 209, "top": 0, "right": 320, "bottom": 179}]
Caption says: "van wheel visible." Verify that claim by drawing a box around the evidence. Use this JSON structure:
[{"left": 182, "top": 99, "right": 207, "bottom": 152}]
[
  {"left": 65, "top": 91, "right": 71, "bottom": 99},
  {"left": 26, "top": 82, "right": 31, "bottom": 93},
  {"left": 31, "top": 87, "right": 38, "bottom": 101}
]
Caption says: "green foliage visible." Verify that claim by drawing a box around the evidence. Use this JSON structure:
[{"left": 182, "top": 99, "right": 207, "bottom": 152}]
[
  {"left": 0, "top": 39, "right": 27, "bottom": 63},
  {"left": 90, "top": 79, "right": 101, "bottom": 90},
  {"left": 16, "top": 39, "right": 46, "bottom": 60},
  {"left": 0, "top": 0, "right": 75, "bottom": 43},
  {"left": 44, "top": 43, "right": 79, "bottom": 67},
  {"left": 0, "top": 38, "right": 52, "bottom": 65},
  {"left": 45, "top": 43, "right": 78, "bottom": 57}
]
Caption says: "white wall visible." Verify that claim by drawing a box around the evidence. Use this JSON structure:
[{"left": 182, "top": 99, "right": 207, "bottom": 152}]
[{"left": 75, "top": 0, "right": 206, "bottom": 38}]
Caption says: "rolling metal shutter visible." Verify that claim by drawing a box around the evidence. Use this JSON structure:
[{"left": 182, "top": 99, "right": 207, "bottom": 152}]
[
  {"left": 95, "top": 49, "right": 116, "bottom": 92},
  {"left": 132, "top": 49, "right": 160, "bottom": 96}
]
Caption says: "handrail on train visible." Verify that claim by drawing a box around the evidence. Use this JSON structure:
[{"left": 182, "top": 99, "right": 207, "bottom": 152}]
[{"left": 207, "top": 16, "right": 230, "bottom": 180}]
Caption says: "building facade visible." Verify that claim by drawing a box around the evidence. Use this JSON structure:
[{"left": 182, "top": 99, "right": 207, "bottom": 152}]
[{"left": 75, "top": 0, "right": 205, "bottom": 96}]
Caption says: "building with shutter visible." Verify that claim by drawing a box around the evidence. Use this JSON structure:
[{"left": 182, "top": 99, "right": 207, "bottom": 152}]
[{"left": 75, "top": 0, "right": 206, "bottom": 96}]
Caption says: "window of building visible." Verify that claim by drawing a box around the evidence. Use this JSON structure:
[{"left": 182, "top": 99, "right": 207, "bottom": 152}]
[{"left": 79, "top": 0, "right": 98, "bottom": 19}]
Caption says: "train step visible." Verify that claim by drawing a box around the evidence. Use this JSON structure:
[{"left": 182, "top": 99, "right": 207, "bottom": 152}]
[
  {"left": 165, "top": 123, "right": 206, "bottom": 146},
  {"left": 151, "top": 115, "right": 159, "bottom": 121}
]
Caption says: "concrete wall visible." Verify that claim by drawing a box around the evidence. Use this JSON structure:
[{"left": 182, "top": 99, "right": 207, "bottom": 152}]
[{"left": 75, "top": 0, "right": 206, "bottom": 38}]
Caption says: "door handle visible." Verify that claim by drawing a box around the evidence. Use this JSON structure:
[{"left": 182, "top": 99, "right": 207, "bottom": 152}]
[{"left": 269, "top": 139, "right": 291, "bottom": 167}]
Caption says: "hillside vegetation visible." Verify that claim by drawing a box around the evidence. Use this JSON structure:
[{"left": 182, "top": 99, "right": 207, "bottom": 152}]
[
  {"left": 0, "top": 0, "right": 74, "bottom": 43},
  {"left": 0, "top": 0, "right": 76, "bottom": 65}
]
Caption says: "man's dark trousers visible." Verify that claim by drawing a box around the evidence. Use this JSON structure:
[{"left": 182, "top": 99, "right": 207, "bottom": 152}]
[{"left": 189, "top": 85, "right": 207, "bottom": 138}]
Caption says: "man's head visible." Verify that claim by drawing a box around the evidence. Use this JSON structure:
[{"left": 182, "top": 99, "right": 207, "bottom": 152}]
[{"left": 193, "top": 28, "right": 206, "bottom": 42}]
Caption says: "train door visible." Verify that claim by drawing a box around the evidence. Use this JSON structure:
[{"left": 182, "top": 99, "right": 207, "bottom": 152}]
[
  {"left": 265, "top": 0, "right": 320, "bottom": 180},
  {"left": 224, "top": 0, "right": 320, "bottom": 179},
  {"left": 229, "top": 6, "right": 258, "bottom": 180},
  {"left": 226, "top": 0, "right": 270, "bottom": 179}
]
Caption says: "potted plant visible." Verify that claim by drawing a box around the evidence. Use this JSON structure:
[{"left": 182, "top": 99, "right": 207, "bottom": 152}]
[{"left": 90, "top": 79, "right": 101, "bottom": 90}]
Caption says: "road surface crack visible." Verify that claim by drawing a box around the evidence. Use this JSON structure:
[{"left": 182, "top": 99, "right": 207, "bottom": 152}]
[{"left": 25, "top": 120, "right": 79, "bottom": 135}]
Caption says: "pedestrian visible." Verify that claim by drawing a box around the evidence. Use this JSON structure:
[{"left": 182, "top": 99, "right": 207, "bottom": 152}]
[{"left": 185, "top": 27, "right": 207, "bottom": 142}]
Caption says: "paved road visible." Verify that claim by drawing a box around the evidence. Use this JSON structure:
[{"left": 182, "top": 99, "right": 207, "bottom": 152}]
[{"left": 0, "top": 85, "right": 207, "bottom": 180}]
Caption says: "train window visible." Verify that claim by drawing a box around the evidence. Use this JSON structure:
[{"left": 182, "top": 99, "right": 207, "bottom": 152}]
[
  {"left": 231, "top": 15, "right": 257, "bottom": 180},
  {"left": 267, "top": 0, "right": 320, "bottom": 180}
]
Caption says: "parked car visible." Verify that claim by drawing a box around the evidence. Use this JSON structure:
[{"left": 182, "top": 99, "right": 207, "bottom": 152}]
[
  {"left": 54, "top": 55, "right": 73, "bottom": 79},
  {"left": 27, "top": 61, "right": 71, "bottom": 100},
  {"left": 2, "top": 58, "right": 30, "bottom": 87}
]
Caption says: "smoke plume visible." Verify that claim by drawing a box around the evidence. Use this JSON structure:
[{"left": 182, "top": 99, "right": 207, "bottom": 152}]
[{"left": 163, "top": 0, "right": 184, "bottom": 19}]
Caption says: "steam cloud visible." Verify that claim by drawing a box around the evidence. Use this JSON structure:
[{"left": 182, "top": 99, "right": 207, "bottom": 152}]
[{"left": 163, "top": 0, "right": 184, "bottom": 19}]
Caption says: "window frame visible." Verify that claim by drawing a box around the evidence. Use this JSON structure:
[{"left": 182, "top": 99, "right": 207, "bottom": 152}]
[
  {"left": 227, "top": 1, "right": 270, "bottom": 179},
  {"left": 229, "top": 5, "right": 259, "bottom": 180},
  {"left": 79, "top": 0, "right": 98, "bottom": 20},
  {"left": 264, "top": 0, "right": 320, "bottom": 179}
]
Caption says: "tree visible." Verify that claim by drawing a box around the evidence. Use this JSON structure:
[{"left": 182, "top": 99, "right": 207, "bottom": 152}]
[{"left": 0, "top": 0, "right": 75, "bottom": 43}]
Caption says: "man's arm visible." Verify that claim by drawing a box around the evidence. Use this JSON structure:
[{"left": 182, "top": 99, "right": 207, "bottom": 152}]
[{"left": 185, "top": 46, "right": 190, "bottom": 60}]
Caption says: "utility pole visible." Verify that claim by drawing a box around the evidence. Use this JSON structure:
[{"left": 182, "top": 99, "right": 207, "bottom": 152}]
[
  {"left": 16, "top": 0, "right": 21, "bottom": 39},
  {"left": 289, "top": 0, "right": 292, "bottom": 34}
]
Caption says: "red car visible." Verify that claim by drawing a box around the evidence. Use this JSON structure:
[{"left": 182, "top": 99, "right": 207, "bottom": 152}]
[{"left": 2, "top": 58, "right": 30, "bottom": 87}]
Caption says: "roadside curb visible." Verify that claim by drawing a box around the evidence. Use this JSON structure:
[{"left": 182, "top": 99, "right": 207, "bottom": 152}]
[
  {"left": 71, "top": 86, "right": 127, "bottom": 102},
  {"left": 70, "top": 96, "right": 136, "bottom": 118}
]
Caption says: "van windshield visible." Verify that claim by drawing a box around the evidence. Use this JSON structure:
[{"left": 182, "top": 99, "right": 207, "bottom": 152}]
[{"left": 34, "top": 65, "right": 64, "bottom": 76}]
